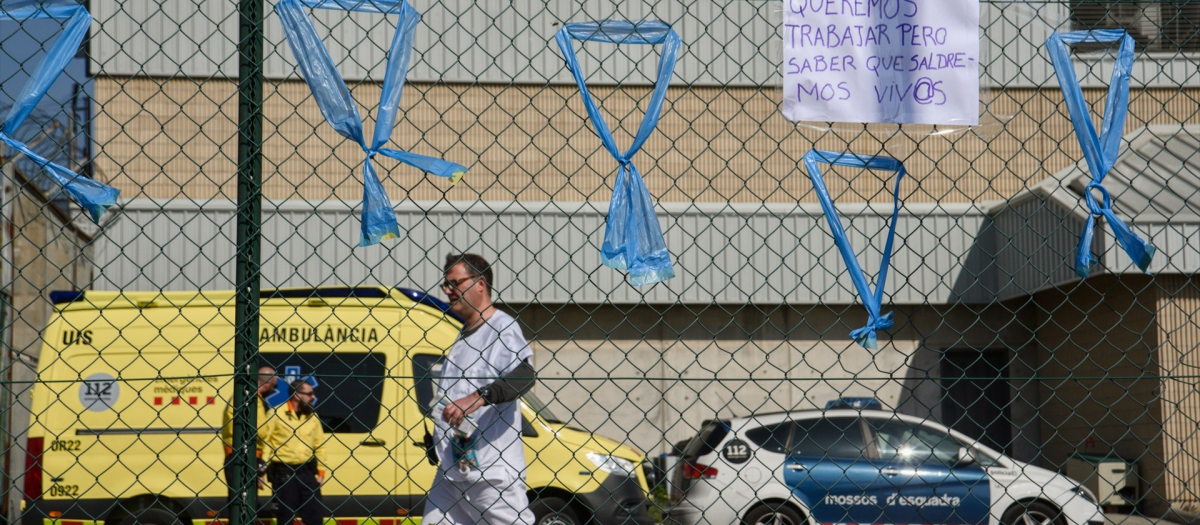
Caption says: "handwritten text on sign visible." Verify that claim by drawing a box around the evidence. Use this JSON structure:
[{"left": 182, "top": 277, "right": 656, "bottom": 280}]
[{"left": 781, "top": 0, "right": 979, "bottom": 125}]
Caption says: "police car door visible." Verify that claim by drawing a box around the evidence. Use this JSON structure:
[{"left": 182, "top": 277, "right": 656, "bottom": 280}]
[
  {"left": 785, "top": 417, "right": 888, "bottom": 525},
  {"left": 864, "top": 417, "right": 989, "bottom": 525}
]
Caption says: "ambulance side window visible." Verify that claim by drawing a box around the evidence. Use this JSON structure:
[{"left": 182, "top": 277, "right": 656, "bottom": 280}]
[
  {"left": 411, "top": 354, "right": 444, "bottom": 418},
  {"left": 259, "top": 352, "right": 386, "bottom": 434}
]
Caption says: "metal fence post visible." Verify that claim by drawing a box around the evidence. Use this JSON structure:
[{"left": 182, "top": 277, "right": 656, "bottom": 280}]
[{"left": 232, "top": 0, "right": 264, "bottom": 521}]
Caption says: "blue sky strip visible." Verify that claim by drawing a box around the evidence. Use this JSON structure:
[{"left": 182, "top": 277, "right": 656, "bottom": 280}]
[
  {"left": 803, "top": 150, "right": 906, "bottom": 350},
  {"left": 555, "top": 21, "right": 680, "bottom": 286},
  {"left": 1046, "top": 30, "right": 1155, "bottom": 278},
  {"left": 277, "top": 0, "right": 467, "bottom": 247},
  {"left": 0, "top": 0, "right": 119, "bottom": 223}
]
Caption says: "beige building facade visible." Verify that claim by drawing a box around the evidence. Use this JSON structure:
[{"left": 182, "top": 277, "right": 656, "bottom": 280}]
[
  {"left": 8, "top": 0, "right": 1199, "bottom": 517},
  {"left": 92, "top": 79, "right": 1200, "bottom": 206}
]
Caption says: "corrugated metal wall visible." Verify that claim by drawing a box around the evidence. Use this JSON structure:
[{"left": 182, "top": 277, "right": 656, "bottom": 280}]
[
  {"left": 90, "top": 199, "right": 990, "bottom": 305},
  {"left": 88, "top": 0, "right": 1199, "bottom": 89},
  {"left": 89, "top": 0, "right": 775, "bottom": 85},
  {"left": 989, "top": 194, "right": 1090, "bottom": 301},
  {"left": 990, "top": 191, "right": 1200, "bottom": 301}
]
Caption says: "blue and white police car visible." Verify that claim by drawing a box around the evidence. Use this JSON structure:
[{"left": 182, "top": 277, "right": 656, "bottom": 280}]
[{"left": 666, "top": 402, "right": 1102, "bottom": 525}]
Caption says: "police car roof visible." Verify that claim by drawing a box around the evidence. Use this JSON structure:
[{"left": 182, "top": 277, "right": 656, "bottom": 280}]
[
  {"left": 724, "top": 408, "right": 917, "bottom": 428},
  {"left": 722, "top": 409, "right": 998, "bottom": 455}
]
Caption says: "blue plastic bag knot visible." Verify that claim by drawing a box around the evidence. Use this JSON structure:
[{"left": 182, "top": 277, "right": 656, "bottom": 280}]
[
  {"left": 1084, "top": 183, "right": 1112, "bottom": 216},
  {"left": 0, "top": 0, "right": 120, "bottom": 224},
  {"left": 277, "top": 0, "right": 468, "bottom": 247},
  {"left": 804, "top": 150, "right": 906, "bottom": 350},
  {"left": 849, "top": 311, "right": 895, "bottom": 351},
  {"left": 1047, "top": 30, "right": 1155, "bottom": 277},
  {"left": 556, "top": 20, "right": 682, "bottom": 286}
]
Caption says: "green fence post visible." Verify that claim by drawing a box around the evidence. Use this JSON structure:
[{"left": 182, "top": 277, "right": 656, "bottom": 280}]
[{"left": 233, "top": 0, "right": 264, "bottom": 520}]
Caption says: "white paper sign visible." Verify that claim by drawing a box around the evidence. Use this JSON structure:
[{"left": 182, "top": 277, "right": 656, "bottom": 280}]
[{"left": 781, "top": 0, "right": 979, "bottom": 125}]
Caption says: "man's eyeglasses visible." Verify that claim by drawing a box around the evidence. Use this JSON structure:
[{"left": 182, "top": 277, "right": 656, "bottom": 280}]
[
  {"left": 296, "top": 390, "right": 315, "bottom": 397},
  {"left": 442, "top": 275, "right": 479, "bottom": 291}
]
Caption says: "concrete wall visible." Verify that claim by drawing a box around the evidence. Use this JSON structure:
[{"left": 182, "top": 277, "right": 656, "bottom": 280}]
[
  {"left": 511, "top": 300, "right": 1036, "bottom": 458},
  {"left": 1, "top": 163, "right": 96, "bottom": 523},
  {"left": 1032, "top": 275, "right": 1167, "bottom": 515}
]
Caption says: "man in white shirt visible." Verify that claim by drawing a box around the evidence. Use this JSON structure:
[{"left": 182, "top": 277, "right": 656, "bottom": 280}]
[{"left": 424, "top": 253, "right": 536, "bottom": 525}]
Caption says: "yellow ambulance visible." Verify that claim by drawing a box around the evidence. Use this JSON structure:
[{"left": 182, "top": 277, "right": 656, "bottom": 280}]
[{"left": 23, "top": 287, "right": 653, "bottom": 525}]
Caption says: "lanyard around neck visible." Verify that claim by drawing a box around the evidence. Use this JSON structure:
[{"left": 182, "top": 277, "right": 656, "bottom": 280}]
[
  {"left": 277, "top": 0, "right": 467, "bottom": 247},
  {"left": 803, "top": 150, "right": 906, "bottom": 350},
  {"left": 0, "top": 0, "right": 120, "bottom": 223},
  {"left": 555, "top": 20, "right": 681, "bottom": 286},
  {"left": 1046, "top": 30, "right": 1155, "bottom": 277}
]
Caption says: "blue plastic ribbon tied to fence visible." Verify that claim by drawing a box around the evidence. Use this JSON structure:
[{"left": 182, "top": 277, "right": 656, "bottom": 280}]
[
  {"left": 1047, "top": 30, "right": 1155, "bottom": 278},
  {"left": 555, "top": 21, "right": 680, "bottom": 286},
  {"left": 0, "top": 0, "right": 119, "bottom": 223},
  {"left": 803, "top": 150, "right": 906, "bottom": 350},
  {"left": 277, "top": 0, "right": 467, "bottom": 247}
]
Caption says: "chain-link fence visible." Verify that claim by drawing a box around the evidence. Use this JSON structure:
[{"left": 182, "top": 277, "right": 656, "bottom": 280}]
[{"left": 2, "top": 1, "right": 1199, "bottom": 525}]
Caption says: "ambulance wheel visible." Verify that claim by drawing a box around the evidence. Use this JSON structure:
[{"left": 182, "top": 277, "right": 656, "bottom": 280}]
[
  {"left": 1002, "top": 500, "right": 1065, "bottom": 525},
  {"left": 742, "top": 502, "right": 804, "bottom": 525},
  {"left": 123, "top": 508, "right": 183, "bottom": 525},
  {"left": 531, "top": 497, "right": 580, "bottom": 525}
]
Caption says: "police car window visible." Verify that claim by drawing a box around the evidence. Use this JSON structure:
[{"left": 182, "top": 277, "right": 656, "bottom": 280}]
[
  {"left": 745, "top": 423, "right": 791, "bottom": 454},
  {"left": 682, "top": 419, "right": 731, "bottom": 459},
  {"left": 868, "top": 418, "right": 962, "bottom": 465},
  {"left": 260, "top": 352, "right": 385, "bottom": 434},
  {"left": 790, "top": 417, "right": 866, "bottom": 459}
]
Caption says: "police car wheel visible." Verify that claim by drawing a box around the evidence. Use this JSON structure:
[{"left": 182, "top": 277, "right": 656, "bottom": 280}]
[
  {"left": 122, "top": 508, "right": 182, "bottom": 525},
  {"left": 531, "top": 497, "right": 581, "bottom": 525},
  {"left": 742, "top": 502, "right": 804, "bottom": 525},
  {"left": 1001, "top": 500, "right": 1065, "bottom": 525}
]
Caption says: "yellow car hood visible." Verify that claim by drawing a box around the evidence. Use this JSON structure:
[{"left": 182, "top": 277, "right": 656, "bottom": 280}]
[{"left": 550, "top": 423, "right": 645, "bottom": 463}]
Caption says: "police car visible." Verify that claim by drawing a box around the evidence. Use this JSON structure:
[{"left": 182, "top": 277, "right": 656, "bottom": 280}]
[{"left": 666, "top": 400, "right": 1103, "bottom": 525}]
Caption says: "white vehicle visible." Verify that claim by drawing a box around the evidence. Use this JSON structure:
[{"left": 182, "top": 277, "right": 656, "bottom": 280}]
[{"left": 667, "top": 404, "right": 1104, "bottom": 525}]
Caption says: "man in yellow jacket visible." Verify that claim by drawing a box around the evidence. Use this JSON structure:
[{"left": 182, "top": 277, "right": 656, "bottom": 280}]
[
  {"left": 220, "top": 365, "right": 278, "bottom": 507},
  {"left": 266, "top": 380, "right": 329, "bottom": 525}
]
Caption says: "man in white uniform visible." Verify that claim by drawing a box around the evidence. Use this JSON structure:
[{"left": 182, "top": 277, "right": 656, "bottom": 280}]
[{"left": 424, "top": 253, "right": 537, "bottom": 525}]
